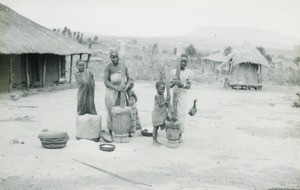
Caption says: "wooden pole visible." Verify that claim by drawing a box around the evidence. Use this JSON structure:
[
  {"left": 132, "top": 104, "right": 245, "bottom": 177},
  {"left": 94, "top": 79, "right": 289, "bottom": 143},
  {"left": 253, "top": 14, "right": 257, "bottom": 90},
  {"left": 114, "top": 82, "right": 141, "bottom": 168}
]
[
  {"left": 9, "top": 56, "right": 13, "bottom": 92},
  {"left": 69, "top": 55, "right": 73, "bottom": 84},
  {"left": 86, "top": 54, "right": 91, "bottom": 69},
  {"left": 42, "top": 55, "right": 47, "bottom": 87},
  {"left": 164, "top": 66, "right": 171, "bottom": 119},
  {"left": 58, "top": 55, "right": 62, "bottom": 81},
  {"left": 79, "top": 54, "right": 82, "bottom": 59},
  {"left": 259, "top": 65, "right": 262, "bottom": 84},
  {"left": 25, "top": 55, "right": 30, "bottom": 90},
  {"left": 171, "top": 60, "right": 181, "bottom": 120},
  {"left": 120, "top": 54, "right": 126, "bottom": 108},
  {"left": 73, "top": 159, "right": 152, "bottom": 187}
]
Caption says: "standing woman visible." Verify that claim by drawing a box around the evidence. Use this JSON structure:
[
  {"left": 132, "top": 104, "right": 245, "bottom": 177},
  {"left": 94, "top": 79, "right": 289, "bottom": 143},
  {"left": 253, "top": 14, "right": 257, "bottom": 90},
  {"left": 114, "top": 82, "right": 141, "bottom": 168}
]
[
  {"left": 170, "top": 54, "right": 193, "bottom": 143},
  {"left": 75, "top": 60, "right": 97, "bottom": 115},
  {"left": 104, "top": 49, "right": 132, "bottom": 137}
]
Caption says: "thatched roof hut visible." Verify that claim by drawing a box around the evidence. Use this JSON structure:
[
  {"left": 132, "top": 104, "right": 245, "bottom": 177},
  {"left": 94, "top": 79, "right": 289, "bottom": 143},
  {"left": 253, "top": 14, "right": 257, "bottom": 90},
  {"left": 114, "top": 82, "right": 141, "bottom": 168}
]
[
  {"left": 0, "top": 3, "right": 91, "bottom": 92},
  {"left": 223, "top": 43, "right": 269, "bottom": 90},
  {"left": 0, "top": 3, "right": 90, "bottom": 55},
  {"left": 202, "top": 51, "right": 229, "bottom": 74},
  {"left": 226, "top": 43, "right": 269, "bottom": 68}
]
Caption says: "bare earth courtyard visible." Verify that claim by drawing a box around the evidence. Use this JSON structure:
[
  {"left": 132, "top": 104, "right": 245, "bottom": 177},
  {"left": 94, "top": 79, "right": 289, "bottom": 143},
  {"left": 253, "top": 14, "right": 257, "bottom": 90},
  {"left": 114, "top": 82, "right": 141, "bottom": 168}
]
[{"left": 0, "top": 82, "right": 299, "bottom": 190}]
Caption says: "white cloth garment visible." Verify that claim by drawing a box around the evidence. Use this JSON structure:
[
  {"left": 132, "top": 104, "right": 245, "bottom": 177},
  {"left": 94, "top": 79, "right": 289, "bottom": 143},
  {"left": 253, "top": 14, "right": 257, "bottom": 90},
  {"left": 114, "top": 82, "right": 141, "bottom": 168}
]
[{"left": 170, "top": 68, "right": 193, "bottom": 133}]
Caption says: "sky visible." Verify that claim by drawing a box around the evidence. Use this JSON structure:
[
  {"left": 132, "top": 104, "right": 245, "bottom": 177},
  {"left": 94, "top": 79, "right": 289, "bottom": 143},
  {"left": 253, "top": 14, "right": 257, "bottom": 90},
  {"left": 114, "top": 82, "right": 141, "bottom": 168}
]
[{"left": 1, "top": 0, "right": 300, "bottom": 39}]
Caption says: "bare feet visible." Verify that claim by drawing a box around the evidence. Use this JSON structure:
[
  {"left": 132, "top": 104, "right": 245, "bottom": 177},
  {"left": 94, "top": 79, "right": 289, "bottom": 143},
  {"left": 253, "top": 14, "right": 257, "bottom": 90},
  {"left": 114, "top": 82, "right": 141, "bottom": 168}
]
[
  {"left": 109, "top": 130, "right": 113, "bottom": 140},
  {"left": 179, "top": 134, "right": 183, "bottom": 143}
]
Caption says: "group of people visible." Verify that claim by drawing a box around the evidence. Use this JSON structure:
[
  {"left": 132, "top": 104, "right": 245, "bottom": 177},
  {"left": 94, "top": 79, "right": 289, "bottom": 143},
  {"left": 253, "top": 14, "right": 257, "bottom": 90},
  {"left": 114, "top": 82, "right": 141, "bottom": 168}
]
[{"left": 75, "top": 49, "right": 192, "bottom": 146}]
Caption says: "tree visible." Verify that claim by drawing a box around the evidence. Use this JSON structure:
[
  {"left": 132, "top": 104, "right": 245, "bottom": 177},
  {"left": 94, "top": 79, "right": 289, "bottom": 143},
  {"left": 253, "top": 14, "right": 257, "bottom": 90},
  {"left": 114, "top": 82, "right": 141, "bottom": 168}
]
[
  {"left": 62, "top": 27, "right": 68, "bottom": 35},
  {"left": 76, "top": 33, "right": 80, "bottom": 42},
  {"left": 173, "top": 47, "right": 177, "bottom": 55},
  {"left": 79, "top": 33, "right": 83, "bottom": 44},
  {"left": 73, "top": 32, "right": 77, "bottom": 39},
  {"left": 88, "top": 38, "right": 92, "bottom": 48},
  {"left": 93, "top": 36, "right": 98, "bottom": 42},
  {"left": 223, "top": 46, "right": 232, "bottom": 56},
  {"left": 151, "top": 43, "right": 159, "bottom": 54},
  {"left": 184, "top": 44, "right": 197, "bottom": 57},
  {"left": 67, "top": 29, "right": 72, "bottom": 38},
  {"left": 256, "top": 46, "right": 272, "bottom": 63},
  {"left": 294, "top": 57, "right": 300, "bottom": 67}
]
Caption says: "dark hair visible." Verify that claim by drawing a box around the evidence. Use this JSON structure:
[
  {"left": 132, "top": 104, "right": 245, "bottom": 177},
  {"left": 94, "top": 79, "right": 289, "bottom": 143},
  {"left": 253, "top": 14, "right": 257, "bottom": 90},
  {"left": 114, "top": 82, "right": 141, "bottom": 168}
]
[
  {"left": 109, "top": 49, "right": 119, "bottom": 57},
  {"left": 76, "top": 60, "right": 87, "bottom": 66},
  {"left": 181, "top": 54, "right": 188, "bottom": 59},
  {"left": 155, "top": 81, "right": 165, "bottom": 90}
]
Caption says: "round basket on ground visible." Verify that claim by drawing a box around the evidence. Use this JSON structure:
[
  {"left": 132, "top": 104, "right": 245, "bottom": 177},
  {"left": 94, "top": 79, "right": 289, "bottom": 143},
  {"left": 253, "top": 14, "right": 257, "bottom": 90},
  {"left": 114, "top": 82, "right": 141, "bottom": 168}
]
[
  {"left": 38, "top": 131, "right": 69, "bottom": 149},
  {"left": 99, "top": 144, "right": 115, "bottom": 152}
]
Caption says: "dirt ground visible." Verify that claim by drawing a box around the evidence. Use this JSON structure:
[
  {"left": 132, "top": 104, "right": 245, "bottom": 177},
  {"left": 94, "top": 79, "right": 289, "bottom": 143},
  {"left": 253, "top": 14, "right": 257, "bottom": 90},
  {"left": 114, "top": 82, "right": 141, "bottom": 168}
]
[{"left": 0, "top": 82, "right": 299, "bottom": 190}]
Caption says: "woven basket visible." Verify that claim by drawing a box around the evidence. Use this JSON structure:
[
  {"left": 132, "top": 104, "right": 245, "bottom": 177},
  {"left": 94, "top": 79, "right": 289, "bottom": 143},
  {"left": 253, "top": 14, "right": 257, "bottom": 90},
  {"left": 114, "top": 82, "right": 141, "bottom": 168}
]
[
  {"left": 38, "top": 131, "right": 69, "bottom": 149},
  {"left": 112, "top": 106, "right": 132, "bottom": 143}
]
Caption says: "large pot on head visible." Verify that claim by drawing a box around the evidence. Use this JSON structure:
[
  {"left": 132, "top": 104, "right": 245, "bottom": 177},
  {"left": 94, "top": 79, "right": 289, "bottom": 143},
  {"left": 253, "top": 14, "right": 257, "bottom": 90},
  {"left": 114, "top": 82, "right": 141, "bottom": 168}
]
[{"left": 112, "top": 106, "right": 132, "bottom": 143}]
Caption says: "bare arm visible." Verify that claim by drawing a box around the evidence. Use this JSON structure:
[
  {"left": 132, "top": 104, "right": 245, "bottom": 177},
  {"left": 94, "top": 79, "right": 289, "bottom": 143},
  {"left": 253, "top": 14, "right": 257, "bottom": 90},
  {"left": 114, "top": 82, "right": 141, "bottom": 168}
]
[
  {"left": 132, "top": 90, "right": 138, "bottom": 102},
  {"left": 178, "top": 80, "right": 191, "bottom": 89},
  {"left": 182, "top": 70, "right": 193, "bottom": 89},
  {"left": 104, "top": 65, "right": 118, "bottom": 91},
  {"left": 124, "top": 66, "right": 133, "bottom": 90},
  {"left": 75, "top": 72, "right": 82, "bottom": 86}
]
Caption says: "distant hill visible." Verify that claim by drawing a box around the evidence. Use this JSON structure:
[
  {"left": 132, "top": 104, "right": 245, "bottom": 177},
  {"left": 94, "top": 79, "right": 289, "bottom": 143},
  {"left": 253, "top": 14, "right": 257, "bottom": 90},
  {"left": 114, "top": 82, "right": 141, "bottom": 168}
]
[{"left": 187, "top": 26, "right": 300, "bottom": 50}]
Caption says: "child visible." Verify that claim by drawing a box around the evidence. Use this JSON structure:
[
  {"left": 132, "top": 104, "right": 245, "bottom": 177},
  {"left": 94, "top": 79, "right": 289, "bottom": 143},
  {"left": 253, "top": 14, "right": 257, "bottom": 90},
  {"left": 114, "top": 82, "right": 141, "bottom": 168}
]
[
  {"left": 75, "top": 60, "right": 97, "bottom": 115},
  {"left": 127, "top": 80, "right": 142, "bottom": 135},
  {"left": 151, "top": 81, "right": 170, "bottom": 146}
]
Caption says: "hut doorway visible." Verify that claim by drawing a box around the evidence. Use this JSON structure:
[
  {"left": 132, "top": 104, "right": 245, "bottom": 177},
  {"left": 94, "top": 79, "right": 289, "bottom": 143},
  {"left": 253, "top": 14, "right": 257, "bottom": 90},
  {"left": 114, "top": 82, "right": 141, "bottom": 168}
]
[
  {"left": 0, "top": 55, "right": 10, "bottom": 92},
  {"left": 26, "top": 54, "right": 42, "bottom": 88},
  {"left": 30, "top": 54, "right": 40, "bottom": 85}
]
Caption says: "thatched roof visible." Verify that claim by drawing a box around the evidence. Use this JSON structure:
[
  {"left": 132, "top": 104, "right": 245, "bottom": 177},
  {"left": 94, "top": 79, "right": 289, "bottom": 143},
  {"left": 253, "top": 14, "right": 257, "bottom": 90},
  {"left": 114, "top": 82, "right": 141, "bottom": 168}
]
[
  {"left": 202, "top": 51, "right": 226, "bottom": 63},
  {"left": 0, "top": 3, "right": 91, "bottom": 55},
  {"left": 226, "top": 43, "right": 269, "bottom": 68}
]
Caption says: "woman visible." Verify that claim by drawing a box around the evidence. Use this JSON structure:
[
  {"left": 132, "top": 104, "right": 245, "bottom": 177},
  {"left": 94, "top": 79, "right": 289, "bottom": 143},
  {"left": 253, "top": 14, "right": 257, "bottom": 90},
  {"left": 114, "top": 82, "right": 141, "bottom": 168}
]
[
  {"left": 75, "top": 60, "right": 97, "bottom": 115},
  {"left": 104, "top": 49, "right": 132, "bottom": 137},
  {"left": 170, "top": 54, "right": 193, "bottom": 143}
]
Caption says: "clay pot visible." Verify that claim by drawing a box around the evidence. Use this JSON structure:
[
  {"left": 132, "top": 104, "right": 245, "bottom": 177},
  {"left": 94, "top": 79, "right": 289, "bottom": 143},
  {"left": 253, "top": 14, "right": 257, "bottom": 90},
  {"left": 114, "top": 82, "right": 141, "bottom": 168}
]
[{"left": 165, "top": 120, "right": 181, "bottom": 148}]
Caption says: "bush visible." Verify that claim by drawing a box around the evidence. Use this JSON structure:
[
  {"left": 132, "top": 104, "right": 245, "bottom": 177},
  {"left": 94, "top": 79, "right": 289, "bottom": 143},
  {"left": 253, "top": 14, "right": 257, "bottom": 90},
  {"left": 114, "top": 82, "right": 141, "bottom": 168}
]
[{"left": 287, "top": 70, "right": 300, "bottom": 85}]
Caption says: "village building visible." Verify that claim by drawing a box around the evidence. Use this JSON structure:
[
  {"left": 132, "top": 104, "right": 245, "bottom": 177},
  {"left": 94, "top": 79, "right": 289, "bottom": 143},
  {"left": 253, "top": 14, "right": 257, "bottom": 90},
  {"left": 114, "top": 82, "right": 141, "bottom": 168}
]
[
  {"left": 0, "top": 3, "right": 91, "bottom": 93},
  {"left": 222, "top": 43, "right": 269, "bottom": 90},
  {"left": 202, "top": 51, "right": 226, "bottom": 74}
]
